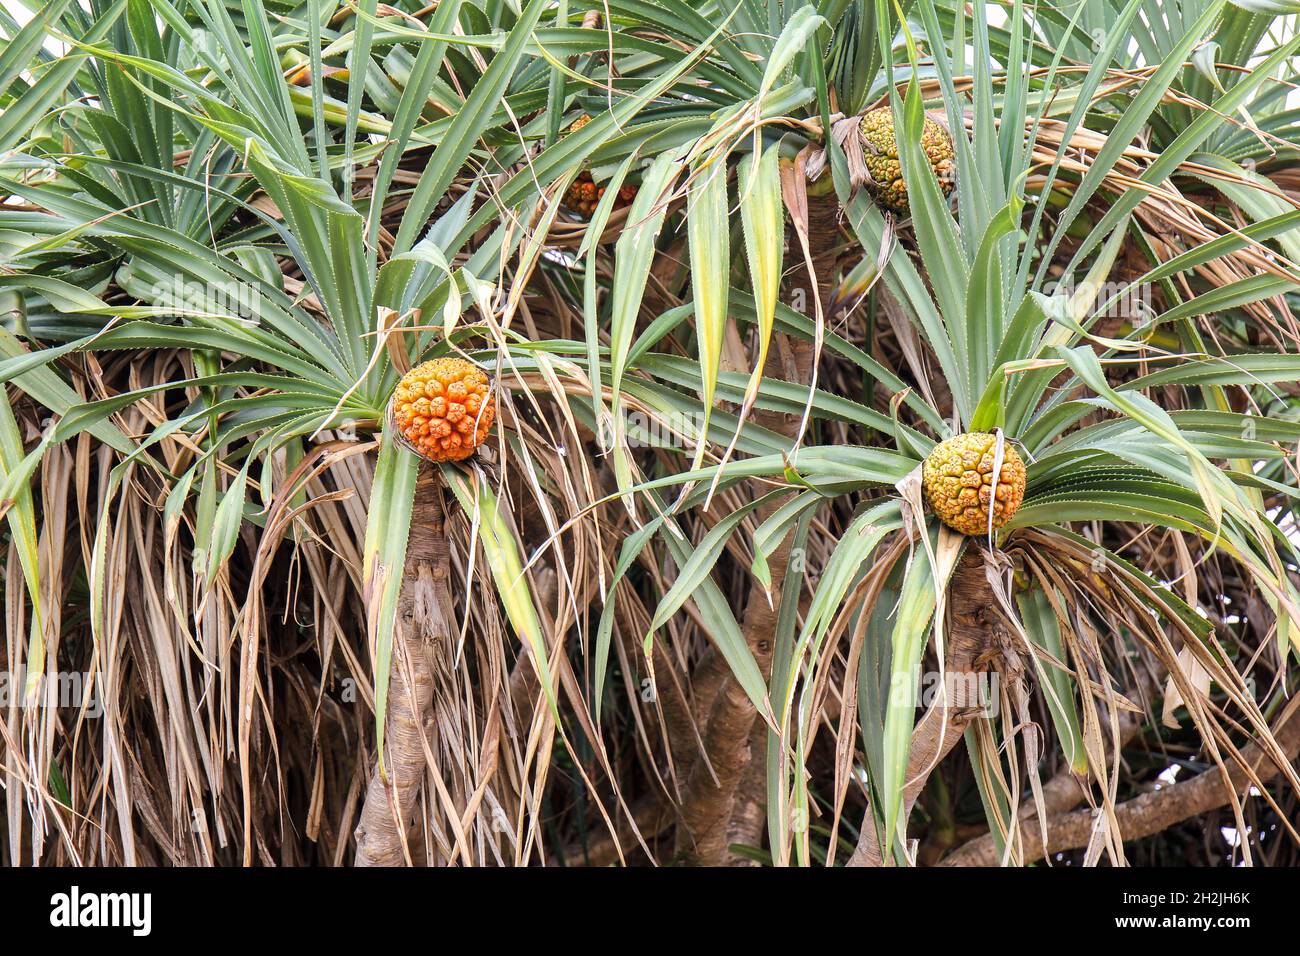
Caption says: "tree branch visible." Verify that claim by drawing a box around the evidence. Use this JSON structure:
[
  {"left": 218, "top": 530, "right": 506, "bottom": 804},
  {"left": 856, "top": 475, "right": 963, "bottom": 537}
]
[{"left": 941, "top": 697, "right": 1300, "bottom": 866}]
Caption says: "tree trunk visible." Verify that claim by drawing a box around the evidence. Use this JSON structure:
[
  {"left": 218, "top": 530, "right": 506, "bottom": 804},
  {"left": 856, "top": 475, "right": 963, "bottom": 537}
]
[
  {"left": 354, "top": 465, "right": 452, "bottom": 866},
  {"left": 848, "top": 547, "right": 1005, "bottom": 866},
  {"left": 675, "top": 187, "right": 838, "bottom": 865}
]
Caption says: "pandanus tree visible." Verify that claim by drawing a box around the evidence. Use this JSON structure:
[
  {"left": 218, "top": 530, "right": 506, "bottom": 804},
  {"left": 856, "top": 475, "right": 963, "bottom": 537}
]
[{"left": 1, "top": 0, "right": 1299, "bottom": 866}]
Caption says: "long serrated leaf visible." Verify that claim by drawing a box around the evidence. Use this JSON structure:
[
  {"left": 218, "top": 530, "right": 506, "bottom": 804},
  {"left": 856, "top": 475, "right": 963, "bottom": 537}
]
[{"left": 362, "top": 432, "right": 419, "bottom": 773}]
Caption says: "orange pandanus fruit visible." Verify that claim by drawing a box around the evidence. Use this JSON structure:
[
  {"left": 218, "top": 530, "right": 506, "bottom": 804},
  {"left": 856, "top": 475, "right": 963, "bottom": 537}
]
[
  {"left": 562, "top": 170, "right": 638, "bottom": 220},
  {"left": 560, "top": 114, "right": 638, "bottom": 220},
  {"left": 392, "top": 358, "right": 495, "bottom": 462}
]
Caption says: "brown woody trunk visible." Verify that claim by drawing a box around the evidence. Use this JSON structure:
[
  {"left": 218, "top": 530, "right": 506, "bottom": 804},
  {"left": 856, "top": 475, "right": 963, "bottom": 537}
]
[
  {"left": 354, "top": 465, "right": 452, "bottom": 866},
  {"left": 675, "top": 189, "right": 838, "bottom": 865},
  {"left": 848, "top": 547, "right": 1005, "bottom": 866}
]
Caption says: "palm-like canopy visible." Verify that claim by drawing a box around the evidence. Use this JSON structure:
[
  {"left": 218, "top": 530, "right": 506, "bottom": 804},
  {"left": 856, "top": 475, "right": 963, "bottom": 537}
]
[{"left": 1, "top": 0, "right": 1298, "bottom": 866}]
